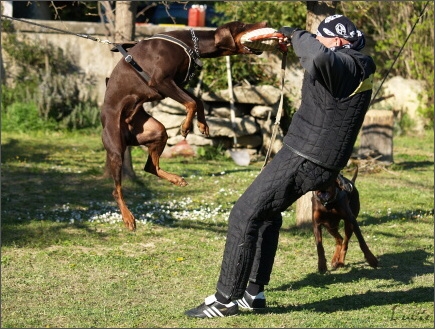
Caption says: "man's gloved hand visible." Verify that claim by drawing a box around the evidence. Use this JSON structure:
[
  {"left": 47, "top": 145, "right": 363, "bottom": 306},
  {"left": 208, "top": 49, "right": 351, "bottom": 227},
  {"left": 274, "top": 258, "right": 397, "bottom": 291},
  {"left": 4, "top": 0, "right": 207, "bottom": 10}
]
[
  {"left": 278, "top": 27, "right": 298, "bottom": 38},
  {"left": 278, "top": 27, "right": 299, "bottom": 46}
]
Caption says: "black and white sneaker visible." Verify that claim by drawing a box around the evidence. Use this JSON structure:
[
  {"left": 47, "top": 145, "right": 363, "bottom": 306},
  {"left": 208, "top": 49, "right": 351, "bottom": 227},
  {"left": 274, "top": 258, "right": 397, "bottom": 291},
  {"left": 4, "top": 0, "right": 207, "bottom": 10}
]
[
  {"left": 185, "top": 295, "right": 239, "bottom": 318},
  {"left": 236, "top": 291, "right": 266, "bottom": 310}
]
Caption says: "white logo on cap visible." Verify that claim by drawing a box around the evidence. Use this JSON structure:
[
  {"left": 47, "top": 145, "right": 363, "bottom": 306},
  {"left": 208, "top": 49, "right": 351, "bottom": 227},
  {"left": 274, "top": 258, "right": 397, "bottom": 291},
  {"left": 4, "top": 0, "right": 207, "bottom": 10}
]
[
  {"left": 322, "top": 27, "right": 337, "bottom": 37},
  {"left": 335, "top": 23, "right": 347, "bottom": 36},
  {"left": 324, "top": 14, "right": 342, "bottom": 24}
]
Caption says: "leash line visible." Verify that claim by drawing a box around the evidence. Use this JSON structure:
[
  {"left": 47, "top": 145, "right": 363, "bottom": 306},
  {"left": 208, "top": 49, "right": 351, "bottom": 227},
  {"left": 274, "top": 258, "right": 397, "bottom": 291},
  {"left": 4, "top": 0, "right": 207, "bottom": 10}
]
[
  {"left": 1, "top": 14, "right": 113, "bottom": 45},
  {"left": 262, "top": 51, "right": 287, "bottom": 170}
]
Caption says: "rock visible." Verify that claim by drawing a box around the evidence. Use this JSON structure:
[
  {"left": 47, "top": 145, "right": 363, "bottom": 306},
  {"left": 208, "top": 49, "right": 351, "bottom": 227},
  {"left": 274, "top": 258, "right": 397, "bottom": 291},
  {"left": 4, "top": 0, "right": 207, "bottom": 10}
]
[
  {"left": 148, "top": 97, "right": 186, "bottom": 115},
  {"left": 165, "top": 126, "right": 182, "bottom": 138},
  {"left": 167, "top": 134, "right": 213, "bottom": 146},
  {"left": 258, "top": 118, "right": 284, "bottom": 156},
  {"left": 195, "top": 116, "right": 260, "bottom": 137},
  {"left": 375, "top": 76, "right": 427, "bottom": 132},
  {"left": 202, "top": 85, "right": 281, "bottom": 105},
  {"left": 161, "top": 139, "right": 195, "bottom": 158},
  {"left": 210, "top": 106, "right": 244, "bottom": 118},
  {"left": 251, "top": 105, "right": 275, "bottom": 119},
  {"left": 236, "top": 134, "right": 263, "bottom": 149},
  {"left": 147, "top": 111, "right": 184, "bottom": 130},
  {"left": 283, "top": 67, "right": 304, "bottom": 109},
  {"left": 358, "top": 109, "right": 394, "bottom": 163}
]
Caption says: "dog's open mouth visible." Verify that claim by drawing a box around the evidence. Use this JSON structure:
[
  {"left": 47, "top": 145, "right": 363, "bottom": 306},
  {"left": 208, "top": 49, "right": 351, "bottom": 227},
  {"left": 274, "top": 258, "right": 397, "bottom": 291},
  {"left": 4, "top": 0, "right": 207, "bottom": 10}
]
[
  {"left": 240, "top": 28, "right": 284, "bottom": 54},
  {"left": 243, "top": 46, "right": 263, "bottom": 55},
  {"left": 316, "top": 191, "right": 334, "bottom": 204}
]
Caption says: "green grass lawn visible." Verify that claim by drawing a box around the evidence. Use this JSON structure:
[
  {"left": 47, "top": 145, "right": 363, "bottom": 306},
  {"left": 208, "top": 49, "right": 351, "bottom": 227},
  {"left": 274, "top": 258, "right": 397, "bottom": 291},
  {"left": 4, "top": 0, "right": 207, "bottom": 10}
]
[{"left": 1, "top": 129, "right": 433, "bottom": 328}]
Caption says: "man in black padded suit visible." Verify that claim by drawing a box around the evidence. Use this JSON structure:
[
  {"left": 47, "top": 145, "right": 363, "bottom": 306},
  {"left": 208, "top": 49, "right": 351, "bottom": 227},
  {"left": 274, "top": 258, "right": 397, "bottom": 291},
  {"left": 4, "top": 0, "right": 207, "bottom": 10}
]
[{"left": 185, "top": 14, "right": 376, "bottom": 318}]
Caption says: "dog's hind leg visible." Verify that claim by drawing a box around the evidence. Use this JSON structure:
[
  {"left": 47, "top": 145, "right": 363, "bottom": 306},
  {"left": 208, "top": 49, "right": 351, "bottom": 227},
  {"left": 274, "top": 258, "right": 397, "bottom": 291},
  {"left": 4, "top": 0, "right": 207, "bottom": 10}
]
[
  {"left": 101, "top": 110, "right": 137, "bottom": 231},
  {"left": 110, "top": 153, "right": 136, "bottom": 231},
  {"left": 324, "top": 223, "right": 345, "bottom": 269},
  {"left": 131, "top": 109, "right": 188, "bottom": 187}
]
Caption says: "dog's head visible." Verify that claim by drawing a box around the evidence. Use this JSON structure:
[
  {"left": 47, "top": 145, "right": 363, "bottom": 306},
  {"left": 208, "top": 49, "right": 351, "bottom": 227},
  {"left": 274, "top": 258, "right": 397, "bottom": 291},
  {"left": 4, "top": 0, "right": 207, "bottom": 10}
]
[
  {"left": 314, "top": 185, "right": 338, "bottom": 206},
  {"left": 315, "top": 173, "right": 356, "bottom": 206},
  {"left": 214, "top": 21, "right": 268, "bottom": 55}
]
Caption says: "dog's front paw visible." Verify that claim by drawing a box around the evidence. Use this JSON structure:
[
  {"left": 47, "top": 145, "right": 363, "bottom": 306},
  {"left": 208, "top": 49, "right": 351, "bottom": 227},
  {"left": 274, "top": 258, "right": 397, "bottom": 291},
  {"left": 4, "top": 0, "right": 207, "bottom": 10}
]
[
  {"left": 331, "top": 260, "right": 345, "bottom": 269},
  {"left": 180, "top": 128, "right": 190, "bottom": 138},
  {"left": 318, "top": 260, "right": 328, "bottom": 274},
  {"left": 197, "top": 122, "right": 209, "bottom": 137},
  {"left": 176, "top": 177, "right": 188, "bottom": 187},
  {"left": 168, "top": 174, "right": 188, "bottom": 187},
  {"left": 366, "top": 253, "right": 378, "bottom": 268},
  {"left": 180, "top": 119, "right": 193, "bottom": 138}
]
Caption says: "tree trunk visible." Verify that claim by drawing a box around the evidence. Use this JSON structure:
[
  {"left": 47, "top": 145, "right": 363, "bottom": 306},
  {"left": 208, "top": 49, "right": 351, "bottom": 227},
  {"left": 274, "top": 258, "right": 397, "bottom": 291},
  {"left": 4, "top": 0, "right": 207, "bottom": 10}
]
[
  {"left": 114, "top": 1, "right": 137, "bottom": 42},
  {"left": 103, "top": 1, "right": 138, "bottom": 179},
  {"left": 0, "top": 2, "right": 11, "bottom": 84},
  {"left": 296, "top": 1, "right": 338, "bottom": 227},
  {"left": 306, "top": 1, "right": 337, "bottom": 33}
]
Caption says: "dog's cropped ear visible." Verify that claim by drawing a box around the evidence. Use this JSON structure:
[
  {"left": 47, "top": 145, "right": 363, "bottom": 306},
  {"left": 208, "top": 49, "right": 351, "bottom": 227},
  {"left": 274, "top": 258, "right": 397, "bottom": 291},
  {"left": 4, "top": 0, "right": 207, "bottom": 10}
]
[
  {"left": 337, "top": 174, "right": 354, "bottom": 193},
  {"left": 215, "top": 25, "right": 236, "bottom": 51}
]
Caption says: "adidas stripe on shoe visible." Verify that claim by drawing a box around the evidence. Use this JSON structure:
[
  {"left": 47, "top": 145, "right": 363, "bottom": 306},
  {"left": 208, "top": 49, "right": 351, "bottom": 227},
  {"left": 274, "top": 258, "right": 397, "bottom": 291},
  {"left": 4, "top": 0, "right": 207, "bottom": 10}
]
[
  {"left": 185, "top": 295, "right": 239, "bottom": 318},
  {"left": 236, "top": 291, "right": 266, "bottom": 310}
]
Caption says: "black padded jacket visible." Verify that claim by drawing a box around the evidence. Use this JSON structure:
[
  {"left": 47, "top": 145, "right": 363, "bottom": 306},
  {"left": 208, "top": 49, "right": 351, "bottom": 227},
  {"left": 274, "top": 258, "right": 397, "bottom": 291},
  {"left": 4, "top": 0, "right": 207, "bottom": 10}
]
[{"left": 283, "top": 30, "right": 376, "bottom": 171}]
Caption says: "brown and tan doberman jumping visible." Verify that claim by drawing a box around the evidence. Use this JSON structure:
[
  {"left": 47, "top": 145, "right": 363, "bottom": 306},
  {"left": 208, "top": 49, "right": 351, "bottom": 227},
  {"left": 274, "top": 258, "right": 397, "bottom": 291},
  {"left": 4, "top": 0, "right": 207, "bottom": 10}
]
[
  {"left": 311, "top": 167, "right": 378, "bottom": 273},
  {"left": 101, "top": 21, "right": 268, "bottom": 231}
]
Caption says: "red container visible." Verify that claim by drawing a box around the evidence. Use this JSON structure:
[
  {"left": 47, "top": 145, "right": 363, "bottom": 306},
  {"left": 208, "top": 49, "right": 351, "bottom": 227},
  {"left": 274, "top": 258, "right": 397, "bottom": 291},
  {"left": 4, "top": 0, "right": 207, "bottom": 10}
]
[{"left": 188, "top": 5, "right": 206, "bottom": 27}]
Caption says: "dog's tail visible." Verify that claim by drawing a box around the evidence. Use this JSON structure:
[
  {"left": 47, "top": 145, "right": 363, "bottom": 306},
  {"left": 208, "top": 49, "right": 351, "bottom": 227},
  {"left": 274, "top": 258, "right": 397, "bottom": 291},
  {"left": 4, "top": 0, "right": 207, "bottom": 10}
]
[{"left": 351, "top": 166, "right": 359, "bottom": 183}]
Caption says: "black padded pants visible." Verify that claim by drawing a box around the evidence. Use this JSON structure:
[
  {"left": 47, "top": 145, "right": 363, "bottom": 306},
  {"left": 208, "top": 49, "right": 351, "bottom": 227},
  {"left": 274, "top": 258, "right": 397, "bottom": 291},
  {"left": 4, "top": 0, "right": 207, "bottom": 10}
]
[{"left": 216, "top": 147, "right": 338, "bottom": 299}]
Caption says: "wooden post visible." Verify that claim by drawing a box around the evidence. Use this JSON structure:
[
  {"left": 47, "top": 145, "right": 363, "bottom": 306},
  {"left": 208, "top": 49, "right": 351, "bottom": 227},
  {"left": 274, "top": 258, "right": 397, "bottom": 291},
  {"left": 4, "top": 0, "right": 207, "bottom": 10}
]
[
  {"left": 296, "top": 192, "right": 312, "bottom": 227},
  {"left": 358, "top": 110, "right": 394, "bottom": 163}
]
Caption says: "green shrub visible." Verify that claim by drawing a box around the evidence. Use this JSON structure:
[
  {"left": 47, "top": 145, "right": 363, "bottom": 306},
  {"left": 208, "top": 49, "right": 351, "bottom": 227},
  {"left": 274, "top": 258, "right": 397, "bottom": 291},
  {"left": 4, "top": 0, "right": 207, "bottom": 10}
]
[
  {"left": 59, "top": 102, "right": 101, "bottom": 130},
  {"left": 1, "top": 102, "right": 56, "bottom": 132},
  {"left": 196, "top": 144, "right": 227, "bottom": 160},
  {"left": 2, "top": 31, "right": 99, "bottom": 130},
  {"left": 417, "top": 104, "right": 434, "bottom": 129}
]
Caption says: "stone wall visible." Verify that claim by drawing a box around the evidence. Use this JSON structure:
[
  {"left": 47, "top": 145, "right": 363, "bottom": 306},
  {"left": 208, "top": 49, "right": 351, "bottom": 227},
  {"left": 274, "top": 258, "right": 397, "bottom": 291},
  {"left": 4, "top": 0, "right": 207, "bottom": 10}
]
[{"left": 150, "top": 85, "right": 286, "bottom": 155}]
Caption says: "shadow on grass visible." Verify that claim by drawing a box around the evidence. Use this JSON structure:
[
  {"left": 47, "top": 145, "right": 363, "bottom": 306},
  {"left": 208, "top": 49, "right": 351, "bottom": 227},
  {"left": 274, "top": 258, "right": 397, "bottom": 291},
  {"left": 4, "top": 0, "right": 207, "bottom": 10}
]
[
  {"left": 392, "top": 160, "right": 434, "bottom": 171},
  {"left": 1, "top": 149, "right": 237, "bottom": 248},
  {"left": 0, "top": 221, "right": 111, "bottom": 247},
  {"left": 265, "top": 286, "right": 433, "bottom": 314},
  {"left": 277, "top": 249, "right": 433, "bottom": 289},
  {"left": 267, "top": 249, "right": 433, "bottom": 313},
  {"left": 359, "top": 209, "right": 434, "bottom": 226},
  {"left": 280, "top": 208, "right": 434, "bottom": 233},
  {"left": 1, "top": 138, "right": 52, "bottom": 163}
]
